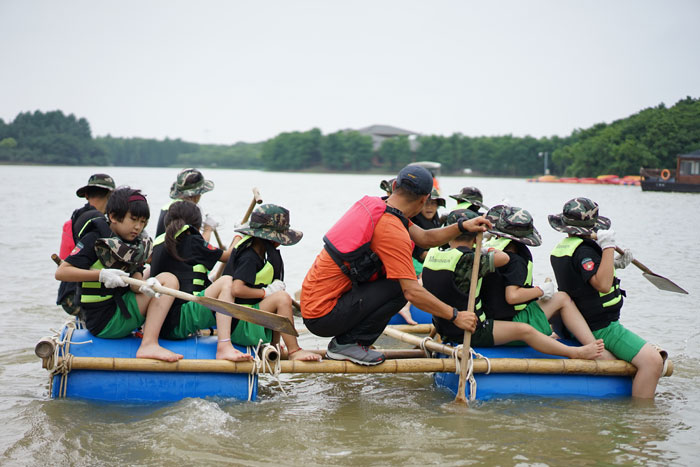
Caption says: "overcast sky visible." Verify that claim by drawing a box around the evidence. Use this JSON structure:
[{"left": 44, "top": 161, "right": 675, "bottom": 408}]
[{"left": 2, "top": 1, "right": 699, "bottom": 144}]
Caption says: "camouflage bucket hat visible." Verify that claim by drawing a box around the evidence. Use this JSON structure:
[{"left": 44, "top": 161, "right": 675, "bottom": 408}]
[
  {"left": 445, "top": 208, "right": 479, "bottom": 227},
  {"left": 76, "top": 173, "right": 116, "bottom": 197},
  {"left": 485, "top": 205, "right": 542, "bottom": 247},
  {"left": 449, "top": 186, "right": 487, "bottom": 209},
  {"left": 94, "top": 233, "right": 154, "bottom": 274},
  {"left": 429, "top": 188, "right": 446, "bottom": 208},
  {"left": 548, "top": 197, "right": 611, "bottom": 236},
  {"left": 169, "top": 168, "right": 214, "bottom": 199},
  {"left": 235, "top": 204, "right": 303, "bottom": 246},
  {"left": 380, "top": 178, "right": 396, "bottom": 195}
]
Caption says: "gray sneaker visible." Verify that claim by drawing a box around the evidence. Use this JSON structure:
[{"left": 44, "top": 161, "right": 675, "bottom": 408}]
[{"left": 326, "top": 338, "right": 386, "bottom": 366}]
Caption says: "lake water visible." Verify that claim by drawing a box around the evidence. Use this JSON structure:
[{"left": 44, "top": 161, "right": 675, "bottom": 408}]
[{"left": 1, "top": 165, "right": 699, "bottom": 465}]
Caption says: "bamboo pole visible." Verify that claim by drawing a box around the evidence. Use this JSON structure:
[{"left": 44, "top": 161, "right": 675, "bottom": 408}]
[
  {"left": 386, "top": 324, "right": 434, "bottom": 334},
  {"left": 54, "top": 355, "right": 673, "bottom": 376},
  {"left": 382, "top": 327, "right": 457, "bottom": 357}
]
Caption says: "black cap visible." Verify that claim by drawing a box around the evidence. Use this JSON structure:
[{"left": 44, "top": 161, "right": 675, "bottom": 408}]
[{"left": 395, "top": 165, "right": 433, "bottom": 195}]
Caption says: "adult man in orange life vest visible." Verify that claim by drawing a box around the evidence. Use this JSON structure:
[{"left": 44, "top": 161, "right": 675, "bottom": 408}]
[{"left": 301, "top": 165, "right": 492, "bottom": 365}]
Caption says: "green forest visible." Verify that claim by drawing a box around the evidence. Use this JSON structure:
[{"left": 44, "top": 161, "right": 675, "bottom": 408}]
[{"left": 2, "top": 97, "right": 699, "bottom": 177}]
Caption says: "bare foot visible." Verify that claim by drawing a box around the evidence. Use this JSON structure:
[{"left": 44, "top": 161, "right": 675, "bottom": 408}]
[
  {"left": 597, "top": 348, "right": 617, "bottom": 361},
  {"left": 288, "top": 348, "right": 322, "bottom": 361},
  {"left": 136, "top": 343, "right": 183, "bottom": 362},
  {"left": 573, "top": 339, "right": 605, "bottom": 360},
  {"left": 216, "top": 342, "right": 254, "bottom": 362},
  {"left": 399, "top": 309, "right": 418, "bottom": 325}
]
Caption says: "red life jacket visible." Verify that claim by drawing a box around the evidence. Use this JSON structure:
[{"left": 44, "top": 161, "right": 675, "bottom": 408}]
[
  {"left": 59, "top": 220, "right": 75, "bottom": 260},
  {"left": 323, "top": 195, "right": 409, "bottom": 284}
]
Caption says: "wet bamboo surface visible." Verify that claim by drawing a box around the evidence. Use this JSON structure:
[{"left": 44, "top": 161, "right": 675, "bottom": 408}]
[{"left": 56, "top": 355, "right": 673, "bottom": 377}]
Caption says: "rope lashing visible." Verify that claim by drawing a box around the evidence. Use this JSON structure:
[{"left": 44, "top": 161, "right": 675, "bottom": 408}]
[{"left": 452, "top": 344, "right": 491, "bottom": 402}]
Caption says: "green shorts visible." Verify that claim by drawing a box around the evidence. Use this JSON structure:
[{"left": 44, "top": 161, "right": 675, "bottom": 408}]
[
  {"left": 167, "top": 291, "right": 217, "bottom": 340},
  {"left": 412, "top": 257, "right": 423, "bottom": 277},
  {"left": 506, "top": 301, "right": 553, "bottom": 346},
  {"left": 97, "top": 291, "right": 145, "bottom": 339},
  {"left": 592, "top": 320, "right": 646, "bottom": 362},
  {"left": 470, "top": 318, "right": 495, "bottom": 347},
  {"left": 230, "top": 302, "right": 273, "bottom": 346}
]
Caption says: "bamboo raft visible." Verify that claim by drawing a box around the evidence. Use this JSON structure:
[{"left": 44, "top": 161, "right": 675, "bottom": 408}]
[{"left": 37, "top": 323, "right": 673, "bottom": 403}]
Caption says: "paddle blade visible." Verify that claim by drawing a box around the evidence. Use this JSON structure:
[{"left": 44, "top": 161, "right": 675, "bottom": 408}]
[
  {"left": 642, "top": 273, "right": 689, "bottom": 294},
  {"left": 196, "top": 296, "right": 299, "bottom": 336}
]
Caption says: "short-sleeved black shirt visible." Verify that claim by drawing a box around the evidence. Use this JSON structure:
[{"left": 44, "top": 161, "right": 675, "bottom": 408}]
[
  {"left": 150, "top": 229, "right": 223, "bottom": 292},
  {"left": 572, "top": 243, "right": 602, "bottom": 283},
  {"left": 65, "top": 231, "right": 128, "bottom": 334},
  {"left": 481, "top": 246, "right": 534, "bottom": 320},
  {"left": 222, "top": 241, "right": 283, "bottom": 306}
]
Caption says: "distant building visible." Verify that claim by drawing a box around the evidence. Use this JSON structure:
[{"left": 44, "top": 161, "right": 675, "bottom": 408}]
[{"left": 356, "top": 124, "right": 420, "bottom": 151}]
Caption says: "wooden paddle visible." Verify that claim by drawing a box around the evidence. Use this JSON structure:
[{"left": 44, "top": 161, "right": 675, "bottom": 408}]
[
  {"left": 614, "top": 246, "right": 688, "bottom": 294},
  {"left": 120, "top": 276, "right": 298, "bottom": 336},
  {"left": 455, "top": 231, "right": 483, "bottom": 405},
  {"left": 51, "top": 253, "right": 297, "bottom": 336}
]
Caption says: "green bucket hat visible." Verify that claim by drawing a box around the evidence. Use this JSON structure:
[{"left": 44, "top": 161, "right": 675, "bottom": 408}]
[
  {"left": 548, "top": 197, "right": 611, "bottom": 236},
  {"left": 449, "top": 186, "right": 487, "bottom": 209},
  {"left": 76, "top": 173, "right": 115, "bottom": 197},
  {"left": 445, "top": 208, "right": 479, "bottom": 227},
  {"left": 234, "top": 204, "right": 303, "bottom": 246},
  {"left": 485, "top": 205, "right": 542, "bottom": 247},
  {"left": 169, "top": 168, "right": 214, "bottom": 199},
  {"left": 429, "top": 188, "right": 446, "bottom": 208}
]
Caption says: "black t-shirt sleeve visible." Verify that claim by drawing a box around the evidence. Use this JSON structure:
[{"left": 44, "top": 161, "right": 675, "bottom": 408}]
[
  {"left": 573, "top": 244, "right": 601, "bottom": 283},
  {"left": 179, "top": 233, "right": 223, "bottom": 270},
  {"left": 498, "top": 252, "right": 529, "bottom": 287},
  {"left": 230, "top": 248, "right": 262, "bottom": 286},
  {"left": 64, "top": 232, "right": 99, "bottom": 269}
]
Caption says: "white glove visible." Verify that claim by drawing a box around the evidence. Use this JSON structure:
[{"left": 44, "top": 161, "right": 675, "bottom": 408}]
[
  {"left": 538, "top": 281, "right": 556, "bottom": 300},
  {"left": 263, "top": 280, "right": 286, "bottom": 297},
  {"left": 203, "top": 214, "right": 220, "bottom": 230},
  {"left": 139, "top": 277, "right": 162, "bottom": 298},
  {"left": 98, "top": 269, "right": 128, "bottom": 288},
  {"left": 614, "top": 248, "right": 634, "bottom": 269},
  {"left": 595, "top": 229, "right": 616, "bottom": 250}
]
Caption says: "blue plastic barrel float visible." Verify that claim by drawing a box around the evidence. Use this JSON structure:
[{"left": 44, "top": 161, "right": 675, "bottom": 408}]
[
  {"left": 50, "top": 326, "right": 256, "bottom": 403},
  {"left": 388, "top": 304, "right": 433, "bottom": 325},
  {"left": 434, "top": 343, "right": 633, "bottom": 400}
]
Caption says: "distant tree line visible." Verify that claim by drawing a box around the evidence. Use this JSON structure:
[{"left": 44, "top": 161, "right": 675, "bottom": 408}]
[{"left": 2, "top": 97, "right": 699, "bottom": 176}]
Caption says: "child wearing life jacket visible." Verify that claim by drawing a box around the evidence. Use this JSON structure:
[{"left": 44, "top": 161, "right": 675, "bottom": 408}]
[
  {"left": 57, "top": 173, "right": 115, "bottom": 316},
  {"left": 422, "top": 209, "right": 605, "bottom": 360},
  {"left": 148, "top": 201, "right": 254, "bottom": 361},
  {"left": 55, "top": 187, "right": 184, "bottom": 362},
  {"left": 448, "top": 186, "right": 487, "bottom": 214},
  {"left": 480, "top": 205, "right": 605, "bottom": 355},
  {"left": 220, "top": 204, "right": 321, "bottom": 362},
  {"left": 155, "top": 168, "right": 217, "bottom": 242},
  {"left": 549, "top": 197, "right": 663, "bottom": 398},
  {"left": 396, "top": 188, "right": 446, "bottom": 324}
]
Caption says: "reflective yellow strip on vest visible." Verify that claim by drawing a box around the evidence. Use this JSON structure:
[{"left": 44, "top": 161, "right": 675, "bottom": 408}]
[
  {"left": 424, "top": 247, "right": 462, "bottom": 271},
  {"left": 551, "top": 237, "right": 584, "bottom": 257},
  {"left": 255, "top": 262, "right": 274, "bottom": 286},
  {"left": 81, "top": 260, "right": 112, "bottom": 303}
]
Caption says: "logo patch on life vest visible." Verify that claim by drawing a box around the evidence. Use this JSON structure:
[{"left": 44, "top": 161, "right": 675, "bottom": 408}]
[
  {"left": 581, "top": 257, "right": 595, "bottom": 271},
  {"left": 204, "top": 241, "right": 216, "bottom": 250},
  {"left": 70, "top": 241, "right": 84, "bottom": 256}
]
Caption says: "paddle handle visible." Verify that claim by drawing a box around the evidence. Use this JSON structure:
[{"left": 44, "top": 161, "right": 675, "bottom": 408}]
[
  {"left": 241, "top": 187, "right": 262, "bottom": 224},
  {"left": 122, "top": 276, "right": 196, "bottom": 302},
  {"left": 614, "top": 246, "right": 653, "bottom": 275},
  {"left": 456, "top": 231, "right": 483, "bottom": 404},
  {"left": 213, "top": 228, "right": 224, "bottom": 249}
]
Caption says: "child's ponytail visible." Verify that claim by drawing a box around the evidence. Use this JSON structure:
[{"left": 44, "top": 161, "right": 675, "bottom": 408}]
[{"left": 164, "top": 201, "right": 203, "bottom": 262}]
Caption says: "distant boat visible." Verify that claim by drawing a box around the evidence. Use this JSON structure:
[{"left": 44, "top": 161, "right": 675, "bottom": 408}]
[{"left": 641, "top": 150, "right": 700, "bottom": 193}]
